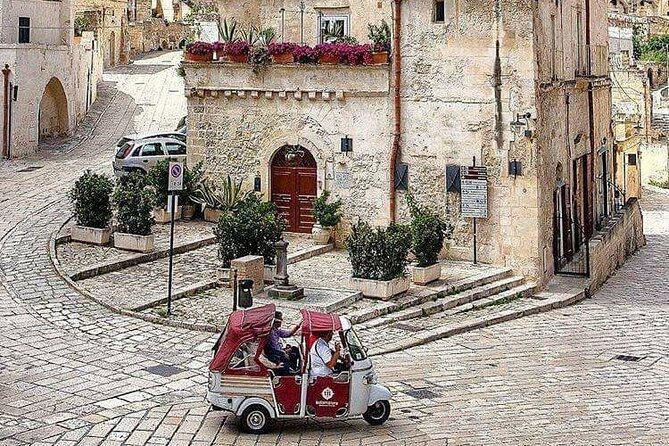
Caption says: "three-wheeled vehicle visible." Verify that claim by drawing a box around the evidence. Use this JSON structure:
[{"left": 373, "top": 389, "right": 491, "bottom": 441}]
[{"left": 206, "top": 304, "right": 392, "bottom": 434}]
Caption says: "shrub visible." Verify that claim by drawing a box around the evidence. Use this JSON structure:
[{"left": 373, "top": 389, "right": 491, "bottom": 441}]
[
  {"left": 183, "top": 161, "right": 205, "bottom": 205},
  {"left": 186, "top": 41, "right": 213, "bottom": 55},
  {"left": 211, "top": 41, "right": 226, "bottom": 53},
  {"left": 226, "top": 40, "right": 250, "bottom": 56},
  {"left": 407, "top": 194, "right": 452, "bottom": 267},
  {"left": 293, "top": 45, "right": 318, "bottom": 63},
  {"left": 214, "top": 194, "right": 285, "bottom": 267},
  {"left": 368, "top": 20, "right": 391, "bottom": 53},
  {"left": 249, "top": 45, "right": 271, "bottom": 73},
  {"left": 347, "top": 221, "right": 411, "bottom": 281},
  {"left": 68, "top": 171, "right": 114, "bottom": 229},
  {"left": 146, "top": 159, "right": 171, "bottom": 208},
  {"left": 113, "top": 172, "right": 155, "bottom": 236},
  {"left": 312, "top": 190, "right": 342, "bottom": 227}
]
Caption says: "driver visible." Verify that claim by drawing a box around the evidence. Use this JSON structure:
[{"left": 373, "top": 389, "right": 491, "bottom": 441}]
[
  {"left": 309, "top": 331, "right": 341, "bottom": 377},
  {"left": 264, "top": 311, "right": 300, "bottom": 375}
]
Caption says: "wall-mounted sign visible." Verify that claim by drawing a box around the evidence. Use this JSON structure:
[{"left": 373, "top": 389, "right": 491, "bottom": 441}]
[{"left": 460, "top": 166, "right": 488, "bottom": 219}]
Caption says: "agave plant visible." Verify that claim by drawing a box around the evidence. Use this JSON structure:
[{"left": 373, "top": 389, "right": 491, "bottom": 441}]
[
  {"left": 257, "top": 27, "right": 277, "bottom": 46},
  {"left": 218, "top": 18, "right": 238, "bottom": 43},
  {"left": 240, "top": 25, "right": 259, "bottom": 45},
  {"left": 190, "top": 176, "right": 252, "bottom": 212}
]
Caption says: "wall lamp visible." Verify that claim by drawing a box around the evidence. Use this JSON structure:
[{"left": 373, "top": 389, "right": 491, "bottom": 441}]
[
  {"left": 510, "top": 112, "right": 533, "bottom": 138},
  {"left": 340, "top": 135, "right": 353, "bottom": 153}
]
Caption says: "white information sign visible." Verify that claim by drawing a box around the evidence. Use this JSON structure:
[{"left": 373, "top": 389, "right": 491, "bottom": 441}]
[
  {"left": 168, "top": 161, "right": 184, "bottom": 192},
  {"left": 460, "top": 166, "right": 488, "bottom": 219}
]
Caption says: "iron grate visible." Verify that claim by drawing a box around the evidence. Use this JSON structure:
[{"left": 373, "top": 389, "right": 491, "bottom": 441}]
[
  {"left": 613, "top": 355, "right": 644, "bottom": 362},
  {"left": 144, "top": 364, "right": 184, "bottom": 377},
  {"left": 404, "top": 388, "right": 441, "bottom": 400}
]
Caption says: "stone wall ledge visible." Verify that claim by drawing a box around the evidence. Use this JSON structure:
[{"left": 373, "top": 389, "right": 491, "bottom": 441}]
[{"left": 184, "top": 62, "right": 391, "bottom": 96}]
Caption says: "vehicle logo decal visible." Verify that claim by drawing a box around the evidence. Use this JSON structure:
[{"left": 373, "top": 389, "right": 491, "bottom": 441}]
[{"left": 321, "top": 387, "right": 334, "bottom": 400}]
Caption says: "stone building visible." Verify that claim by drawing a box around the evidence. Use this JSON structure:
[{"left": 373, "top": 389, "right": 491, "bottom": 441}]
[
  {"left": 1, "top": 0, "right": 103, "bottom": 158},
  {"left": 126, "top": 0, "right": 190, "bottom": 58},
  {"left": 73, "top": 0, "right": 129, "bottom": 66},
  {"left": 184, "top": 0, "right": 623, "bottom": 287}
]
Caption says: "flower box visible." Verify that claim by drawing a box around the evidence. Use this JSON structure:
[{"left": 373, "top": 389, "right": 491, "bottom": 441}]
[
  {"left": 204, "top": 208, "right": 224, "bottom": 223},
  {"left": 319, "top": 54, "right": 339, "bottom": 64},
  {"left": 348, "top": 276, "right": 410, "bottom": 300},
  {"left": 411, "top": 263, "right": 441, "bottom": 285},
  {"left": 228, "top": 53, "right": 248, "bottom": 63},
  {"left": 71, "top": 225, "right": 111, "bottom": 245},
  {"left": 312, "top": 224, "right": 332, "bottom": 245},
  {"left": 185, "top": 52, "right": 212, "bottom": 62},
  {"left": 370, "top": 51, "right": 389, "bottom": 64},
  {"left": 113, "top": 232, "right": 154, "bottom": 253},
  {"left": 153, "top": 206, "right": 182, "bottom": 224},
  {"left": 272, "top": 52, "right": 294, "bottom": 64}
]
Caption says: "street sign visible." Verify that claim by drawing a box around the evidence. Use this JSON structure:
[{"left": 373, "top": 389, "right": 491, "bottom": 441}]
[
  {"left": 168, "top": 161, "right": 184, "bottom": 192},
  {"left": 460, "top": 166, "right": 488, "bottom": 219}
]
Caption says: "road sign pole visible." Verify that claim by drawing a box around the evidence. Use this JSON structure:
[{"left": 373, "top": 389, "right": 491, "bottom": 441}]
[{"left": 167, "top": 192, "right": 176, "bottom": 316}]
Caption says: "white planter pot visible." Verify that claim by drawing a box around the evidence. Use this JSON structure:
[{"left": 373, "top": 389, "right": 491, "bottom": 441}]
[
  {"left": 348, "top": 276, "right": 410, "bottom": 300},
  {"left": 311, "top": 224, "right": 332, "bottom": 245},
  {"left": 71, "top": 225, "right": 111, "bottom": 245},
  {"left": 113, "top": 232, "right": 155, "bottom": 253},
  {"left": 217, "top": 268, "right": 230, "bottom": 282},
  {"left": 411, "top": 263, "right": 442, "bottom": 285},
  {"left": 153, "top": 206, "right": 182, "bottom": 224},
  {"left": 204, "top": 208, "right": 223, "bottom": 223}
]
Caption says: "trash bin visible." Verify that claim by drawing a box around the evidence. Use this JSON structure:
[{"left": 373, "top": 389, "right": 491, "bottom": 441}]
[{"left": 238, "top": 279, "right": 254, "bottom": 309}]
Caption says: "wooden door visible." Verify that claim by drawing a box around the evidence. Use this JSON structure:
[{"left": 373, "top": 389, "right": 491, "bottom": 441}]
[{"left": 271, "top": 146, "right": 317, "bottom": 233}]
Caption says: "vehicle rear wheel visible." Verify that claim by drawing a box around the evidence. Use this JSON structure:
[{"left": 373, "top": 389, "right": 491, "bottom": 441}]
[
  {"left": 239, "top": 404, "right": 272, "bottom": 434},
  {"left": 362, "top": 400, "right": 390, "bottom": 426}
]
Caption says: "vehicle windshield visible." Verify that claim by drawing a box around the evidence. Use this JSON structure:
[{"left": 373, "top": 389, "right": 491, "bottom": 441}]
[
  {"left": 344, "top": 329, "right": 367, "bottom": 361},
  {"left": 115, "top": 142, "right": 134, "bottom": 159}
]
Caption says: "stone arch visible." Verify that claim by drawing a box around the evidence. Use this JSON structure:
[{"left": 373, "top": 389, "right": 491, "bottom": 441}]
[{"left": 38, "top": 77, "right": 69, "bottom": 142}]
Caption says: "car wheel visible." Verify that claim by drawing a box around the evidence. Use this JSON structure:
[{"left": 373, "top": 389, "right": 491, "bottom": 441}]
[
  {"left": 239, "top": 404, "right": 272, "bottom": 434},
  {"left": 362, "top": 400, "right": 391, "bottom": 426}
]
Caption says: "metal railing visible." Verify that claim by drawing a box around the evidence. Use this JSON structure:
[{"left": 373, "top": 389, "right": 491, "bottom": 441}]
[{"left": 555, "top": 217, "right": 590, "bottom": 278}]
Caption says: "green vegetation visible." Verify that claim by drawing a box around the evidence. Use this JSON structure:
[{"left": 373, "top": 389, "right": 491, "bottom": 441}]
[
  {"left": 68, "top": 171, "right": 114, "bottom": 229},
  {"left": 347, "top": 221, "right": 411, "bottom": 281},
  {"left": 113, "top": 173, "right": 155, "bottom": 236},
  {"left": 312, "top": 190, "right": 343, "bottom": 227}
]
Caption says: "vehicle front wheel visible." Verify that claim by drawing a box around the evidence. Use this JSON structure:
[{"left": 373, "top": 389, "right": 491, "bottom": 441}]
[
  {"left": 239, "top": 405, "right": 272, "bottom": 434},
  {"left": 362, "top": 400, "right": 391, "bottom": 426}
]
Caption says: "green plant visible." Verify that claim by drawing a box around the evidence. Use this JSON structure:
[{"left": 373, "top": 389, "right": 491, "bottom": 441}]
[
  {"left": 74, "top": 15, "right": 91, "bottom": 37},
  {"left": 183, "top": 161, "right": 205, "bottom": 205},
  {"left": 368, "top": 20, "right": 391, "bottom": 53},
  {"left": 240, "top": 25, "right": 259, "bottom": 45},
  {"left": 347, "top": 221, "right": 411, "bottom": 281},
  {"left": 146, "top": 159, "right": 172, "bottom": 208},
  {"left": 190, "top": 176, "right": 251, "bottom": 211},
  {"left": 249, "top": 45, "right": 271, "bottom": 73},
  {"left": 649, "top": 177, "right": 669, "bottom": 189},
  {"left": 407, "top": 193, "right": 452, "bottom": 267},
  {"left": 113, "top": 172, "right": 155, "bottom": 236},
  {"left": 257, "top": 27, "right": 277, "bottom": 46},
  {"left": 214, "top": 194, "right": 285, "bottom": 267},
  {"left": 218, "top": 17, "right": 238, "bottom": 43},
  {"left": 312, "top": 190, "right": 342, "bottom": 227},
  {"left": 176, "top": 64, "right": 186, "bottom": 77},
  {"left": 334, "top": 35, "right": 358, "bottom": 44},
  {"left": 68, "top": 171, "right": 114, "bottom": 229}
]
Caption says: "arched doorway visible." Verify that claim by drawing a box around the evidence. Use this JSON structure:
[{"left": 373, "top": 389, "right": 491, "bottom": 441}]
[
  {"left": 271, "top": 145, "right": 317, "bottom": 233},
  {"left": 38, "top": 77, "right": 68, "bottom": 142}
]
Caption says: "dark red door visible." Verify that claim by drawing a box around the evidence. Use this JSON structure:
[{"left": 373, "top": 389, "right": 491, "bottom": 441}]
[{"left": 271, "top": 146, "right": 317, "bottom": 233}]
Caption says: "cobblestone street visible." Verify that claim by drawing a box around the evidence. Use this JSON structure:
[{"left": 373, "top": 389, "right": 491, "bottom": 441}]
[{"left": 0, "top": 53, "right": 667, "bottom": 445}]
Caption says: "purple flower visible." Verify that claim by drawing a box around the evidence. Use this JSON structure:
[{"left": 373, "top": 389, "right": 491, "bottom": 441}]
[
  {"left": 225, "top": 41, "right": 251, "bottom": 56},
  {"left": 186, "top": 41, "right": 214, "bottom": 55},
  {"left": 268, "top": 42, "right": 298, "bottom": 56},
  {"left": 293, "top": 45, "right": 318, "bottom": 63}
]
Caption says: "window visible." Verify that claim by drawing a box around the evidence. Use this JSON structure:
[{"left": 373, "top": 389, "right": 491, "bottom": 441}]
[
  {"left": 229, "top": 342, "right": 260, "bottom": 371},
  {"left": 319, "top": 16, "right": 349, "bottom": 43},
  {"left": 140, "top": 143, "right": 164, "bottom": 157},
  {"left": 18, "top": 17, "right": 30, "bottom": 44},
  {"left": 165, "top": 142, "right": 186, "bottom": 156},
  {"left": 434, "top": 1, "right": 446, "bottom": 23}
]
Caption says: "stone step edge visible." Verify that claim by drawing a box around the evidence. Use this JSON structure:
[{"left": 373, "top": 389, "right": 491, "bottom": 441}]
[
  {"left": 368, "top": 290, "right": 586, "bottom": 357},
  {"left": 354, "top": 274, "right": 523, "bottom": 329},
  {"left": 69, "top": 235, "right": 217, "bottom": 281},
  {"left": 347, "top": 267, "right": 513, "bottom": 324},
  {"left": 452, "top": 282, "right": 538, "bottom": 314},
  {"left": 129, "top": 279, "right": 220, "bottom": 312},
  {"left": 287, "top": 244, "right": 334, "bottom": 265}
]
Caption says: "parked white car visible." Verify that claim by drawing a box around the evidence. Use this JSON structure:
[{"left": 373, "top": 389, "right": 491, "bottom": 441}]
[
  {"left": 112, "top": 137, "right": 187, "bottom": 176},
  {"left": 112, "top": 131, "right": 186, "bottom": 154}
]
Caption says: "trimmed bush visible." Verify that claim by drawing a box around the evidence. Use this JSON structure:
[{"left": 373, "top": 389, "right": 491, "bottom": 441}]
[
  {"left": 214, "top": 194, "right": 285, "bottom": 268},
  {"left": 312, "top": 190, "right": 342, "bottom": 227},
  {"left": 408, "top": 194, "right": 452, "bottom": 267},
  {"left": 68, "top": 171, "right": 114, "bottom": 229},
  {"left": 113, "top": 172, "right": 155, "bottom": 236},
  {"left": 347, "top": 221, "right": 411, "bottom": 281},
  {"left": 146, "top": 159, "right": 171, "bottom": 208}
]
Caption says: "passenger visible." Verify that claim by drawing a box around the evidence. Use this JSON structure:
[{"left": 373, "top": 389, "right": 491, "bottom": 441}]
[
  {"left": 309, "top": 331, "right": 341, "bottom": 377},
  {"left": 264, "top": 311, "right": 300, "bottom": 375}
]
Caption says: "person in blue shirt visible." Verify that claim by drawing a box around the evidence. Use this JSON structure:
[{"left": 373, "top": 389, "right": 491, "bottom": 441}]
[{"left": 264, "top": 311, "right": 300, "bottom": 375}]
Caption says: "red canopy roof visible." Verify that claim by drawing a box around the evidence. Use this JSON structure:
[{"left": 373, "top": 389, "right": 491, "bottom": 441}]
[
  {"left": 209, "top": 304, "right": 276, "bottom": 372},
  {"left": 300, "top": 309, "right": 342, "bottom": 334}
]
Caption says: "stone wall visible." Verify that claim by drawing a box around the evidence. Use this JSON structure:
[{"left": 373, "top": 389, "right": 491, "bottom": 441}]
[
  {"left": 127, "top": 19, "right": 188, "bottom": 57},
  {"left": 587, "top": 198, "right": 645, "bottom": 293}
]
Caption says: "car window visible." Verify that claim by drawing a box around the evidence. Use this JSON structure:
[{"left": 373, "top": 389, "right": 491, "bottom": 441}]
[
  {"left": 141, "top": 143, "right": 165, "bottom": 157},
  {"left": 229, "top": 342, "right": 260, "bottom": 372},
  {"left": 116, "top": 137, "right": 132, "bottom": 148},
  {"left": 115, "top": 142, "right": 134, "bottom": 159},
  {"left": 165, "top": 142, "right": 186, "bottom": 156},
  {"left": 344, "top": 329, "right": 367, "bottom": 361},
  {"left": 131, "top": 146, "right": 141, "bottom": 157}
]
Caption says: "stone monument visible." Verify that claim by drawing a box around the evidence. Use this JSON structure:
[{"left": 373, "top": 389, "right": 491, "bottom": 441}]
[{"left": 268, "top": 240, "right": 305, "bottom": 300}]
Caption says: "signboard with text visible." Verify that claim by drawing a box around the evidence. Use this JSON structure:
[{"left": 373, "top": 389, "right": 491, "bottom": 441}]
[{"left": 460, "top": 166, "right": 488, "bottom": 219}]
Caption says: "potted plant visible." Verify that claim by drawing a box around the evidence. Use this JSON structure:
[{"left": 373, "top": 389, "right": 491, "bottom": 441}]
[
  {"left": 226, "top": 41, "right": 251, "bottom": 63},
  {"left": 347, "top": 221, "right": 411, "bottom": 299},
  {"left": 407, "top": 194, "right": 451, "bottom": 285},
  {"left": 190, "top": 176, "right": 251, "bottom": 222},
  {"left": 217, "top": 17, "right": 238, "bottom": 60},
  {"left": 293, "top": 45, "right": 318, "bottom": 63},
  {"left": 312, "top": 190, "right": 342, "bottom": 245},
  {"left": 315, "top": 43, "right": 341, "bottom": 64},
  {"left": 214, "top": 194, "right": 285, "bottom": 282},
  {"left": 368, "top": 20, "right": 391, "bottom": 64},
  {"left": 249, "top": 45, "right": 272, "bottom": 73},
  {"left": 268, "top": 42, "right": 297, "bottom": 64},
  {"left": 211, "top": 41, "right": 226, "bottom": 61},
  {"left": 147, "top": 160, "right": 182, "bottom": 224},
  {"left": 182, "top": 162, "right": 204, "bottom": 220},
  {"left": 68, "top": 171, "right": 114, "bottom": 245},
  {"left": 185, "top": 41, "right": 213, "bottom": 62},
  {"left": 112, "top": 172, "right": 156, "bottom": 252}
]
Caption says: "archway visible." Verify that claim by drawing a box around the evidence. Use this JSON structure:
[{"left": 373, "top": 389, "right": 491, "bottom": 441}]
[
  {"left": 38, "top": 77, "right": 69, "bottom": 142},
  {"left": 271, "top": 145, "right": 317, "bottom": 233}
]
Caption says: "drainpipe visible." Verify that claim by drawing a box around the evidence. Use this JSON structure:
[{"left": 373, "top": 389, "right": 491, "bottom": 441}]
[
  {"left": 585, "top": 0, "right": 595, "bottom": 236},
  {"left": 389, "top": 0, "right": 402, "bottom": 223},
  {"left": 2, "top": 64, "right": 10, "bottom": 159}
]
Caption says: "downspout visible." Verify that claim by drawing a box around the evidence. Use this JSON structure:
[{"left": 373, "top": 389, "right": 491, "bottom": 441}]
[
  {"left": 389, "top": 0, "right": 402, "bottom": 223},
  {"left": 2, "top": 64, "right": 10, "bottom": 159},
  {"left": 585, "top": 0, "right": 595, "bottom": 236}
]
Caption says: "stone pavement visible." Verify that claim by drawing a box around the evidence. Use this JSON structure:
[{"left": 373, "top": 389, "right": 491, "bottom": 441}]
[{"left": 0, "top": 50, "right": 667, "bottom": 445}]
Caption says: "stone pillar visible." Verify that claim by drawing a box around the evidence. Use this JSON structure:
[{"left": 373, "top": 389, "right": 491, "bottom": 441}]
[
  {"left": 231, "top": 255, "right": 265, "bottom": 295},
  {"left": 273, "top": 240, "right": 289, "bottom": 287}
]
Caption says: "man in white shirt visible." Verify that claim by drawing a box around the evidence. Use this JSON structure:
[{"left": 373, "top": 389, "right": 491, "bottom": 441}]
[{"left": 309, "top": 331, "right": 341, "bottom": 377}]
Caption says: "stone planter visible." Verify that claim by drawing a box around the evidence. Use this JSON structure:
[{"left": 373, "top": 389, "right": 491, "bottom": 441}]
[
  {"left": 204, "top": 208, "right": 224, "bottom": 223},
  {"left": 153, "top": 206, "right": 182, "bottom": 224},
  {"left": 272, "top": 52, "right": 294, "bottom": 64},
  {"left": 319, "top": 54, "right": 339, "bottom": 64},
  {"left": 348, "top": 276, "right": 410, "bottom": 300},
  {"left": 182, "top": 204, "right": 195, "bottom": 220},
  {"left": 71, "top": 225, "right": 111, "bottom": 246},
  {"left": 369, "top": 51, "right": 389, "bottom": 64},
  {"left": 113, "top": 232, "right": 154, "bottom": 253},
  {"left": 228, "top": 53, "right": 248, "bottom": 63},
  {"left": 411, "top": 263, "right": 442, "bottom": 285},
  {"left": 185, "top": 52, "right": 212, "bottom": 62},
  {"left": 312, "top": 224, "right": 332, "bottom": 245}
]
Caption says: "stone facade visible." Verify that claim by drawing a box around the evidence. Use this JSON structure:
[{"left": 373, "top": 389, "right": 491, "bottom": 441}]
[
  {"left": 185, "top": 0, "right": 617, "bottom": 288},
  {"left": 73, "top": 0, "right": 128, "bottom": 66}
]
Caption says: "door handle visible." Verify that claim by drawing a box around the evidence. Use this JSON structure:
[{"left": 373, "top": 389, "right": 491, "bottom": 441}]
[{"left": 142, "top": 160, "right": 148, "bottom": 163}]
